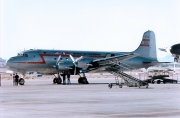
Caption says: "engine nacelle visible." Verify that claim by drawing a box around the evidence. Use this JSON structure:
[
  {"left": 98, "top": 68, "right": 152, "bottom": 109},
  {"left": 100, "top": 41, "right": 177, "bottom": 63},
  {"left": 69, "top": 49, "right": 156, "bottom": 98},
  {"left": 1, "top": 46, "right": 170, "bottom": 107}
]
[
  {"left": 76, "top": 59, "right": 92, "bottom": 69},
  {"left": 56, "top": 62, "right": 74, "bottom": 71}
]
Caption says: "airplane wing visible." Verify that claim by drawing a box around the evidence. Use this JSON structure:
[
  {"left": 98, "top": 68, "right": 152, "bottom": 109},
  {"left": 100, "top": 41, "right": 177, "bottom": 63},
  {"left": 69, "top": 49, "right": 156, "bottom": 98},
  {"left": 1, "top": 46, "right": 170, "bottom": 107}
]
[{"left": 92, "top": 53, "right": 139, "bottom": 66}]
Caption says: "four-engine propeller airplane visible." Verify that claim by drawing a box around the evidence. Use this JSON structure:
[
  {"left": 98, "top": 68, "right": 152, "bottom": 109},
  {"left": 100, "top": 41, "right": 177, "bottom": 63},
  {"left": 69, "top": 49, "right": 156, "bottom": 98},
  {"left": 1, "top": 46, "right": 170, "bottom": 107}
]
[{"left": 6, "top": 30, "right": 160, "bottom": 85}]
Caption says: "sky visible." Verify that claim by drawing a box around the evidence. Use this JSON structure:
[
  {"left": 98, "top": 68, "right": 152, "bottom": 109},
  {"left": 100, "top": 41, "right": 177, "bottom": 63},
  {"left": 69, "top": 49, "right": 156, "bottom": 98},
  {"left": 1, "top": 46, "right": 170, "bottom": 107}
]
[{"left": 0, "top": 0, "right": 180, "bottom": 60}]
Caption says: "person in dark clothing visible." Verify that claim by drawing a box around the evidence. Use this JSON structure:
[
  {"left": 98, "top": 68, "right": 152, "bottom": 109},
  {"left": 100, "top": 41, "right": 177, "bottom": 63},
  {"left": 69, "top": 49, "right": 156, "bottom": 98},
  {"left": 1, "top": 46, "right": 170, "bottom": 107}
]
[
  {"left": 13, "top": 74, "right": 15, "bottom": 86},
  {"left": 14, "top": 73, "right": 19, "bottom": 86},
  {"left": 61, "top": 72, "right": 66, "bottom": 85},
  {"left": 67, "top": 71, "right": 71, "bottom": 85}
]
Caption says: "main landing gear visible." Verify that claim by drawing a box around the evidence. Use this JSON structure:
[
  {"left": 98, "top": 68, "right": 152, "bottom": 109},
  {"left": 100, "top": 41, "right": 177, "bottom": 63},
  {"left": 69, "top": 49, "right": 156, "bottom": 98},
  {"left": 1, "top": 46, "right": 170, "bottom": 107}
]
[
  {"left": 78, "top": 73, "right": 89, "bottom": 84},
  {"left": 53, "top": 73, "right": 62, "bottom": 84},
  {"left": 53, "top": 72, "right": 89, "bottom": 84}
]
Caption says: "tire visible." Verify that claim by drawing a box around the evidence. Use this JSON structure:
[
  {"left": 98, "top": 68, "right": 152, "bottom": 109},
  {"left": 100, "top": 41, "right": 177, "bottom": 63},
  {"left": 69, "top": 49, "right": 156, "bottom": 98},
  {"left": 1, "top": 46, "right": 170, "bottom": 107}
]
[
  {"left": 157, "top": 80, "right": 161, "bottom": 84},
  {"left": 19, "top": 78, "right": 25, "bottom": 85},
  {"left": 78, "top": 77, "right": 83, "bottom": 84},
  {"left": 82, "top": 77, "right": 89, "bottom": 84},
  {"left": 108, "top": 83, "right": 112, "bottom": 88},
  {"left": 57, "top": 79, "right": 62, "bottom": 84},
  {"left": 53, "top": 78, "right": 57, "bottom": 84}
]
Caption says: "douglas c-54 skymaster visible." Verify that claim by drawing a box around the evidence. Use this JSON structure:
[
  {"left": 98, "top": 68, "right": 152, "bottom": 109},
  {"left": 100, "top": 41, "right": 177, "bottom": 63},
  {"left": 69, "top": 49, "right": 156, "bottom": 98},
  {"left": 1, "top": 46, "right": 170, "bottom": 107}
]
[{"left": 6, "top": 30, "right": 160, "bottom": 88}]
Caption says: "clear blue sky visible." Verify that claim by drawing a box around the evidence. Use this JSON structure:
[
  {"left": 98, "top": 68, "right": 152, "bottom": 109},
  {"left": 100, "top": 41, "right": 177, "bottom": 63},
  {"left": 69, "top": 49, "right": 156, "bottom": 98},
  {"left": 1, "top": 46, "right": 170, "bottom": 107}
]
[{"left": 0, "top": 0, "right": 180, "bottom": 60}]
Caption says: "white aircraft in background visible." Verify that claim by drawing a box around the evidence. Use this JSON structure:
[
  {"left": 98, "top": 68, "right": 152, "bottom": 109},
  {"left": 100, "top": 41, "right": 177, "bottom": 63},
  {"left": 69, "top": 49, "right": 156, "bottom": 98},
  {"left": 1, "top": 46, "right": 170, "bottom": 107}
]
[{"left": 6, "top": 30, "right": 161, "bottom": 86}]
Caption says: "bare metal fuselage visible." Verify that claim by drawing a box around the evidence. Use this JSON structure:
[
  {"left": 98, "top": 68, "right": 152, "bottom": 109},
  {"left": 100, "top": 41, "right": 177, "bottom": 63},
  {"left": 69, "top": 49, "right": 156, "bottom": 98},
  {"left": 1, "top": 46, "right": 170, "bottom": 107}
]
[{"left": 6, "top": 49, "right": 157, "bottom": 75}]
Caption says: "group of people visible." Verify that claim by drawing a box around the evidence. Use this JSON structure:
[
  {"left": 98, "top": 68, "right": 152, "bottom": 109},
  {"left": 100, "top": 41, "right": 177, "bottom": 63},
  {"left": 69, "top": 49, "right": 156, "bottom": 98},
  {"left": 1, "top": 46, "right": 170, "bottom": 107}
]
[
  {"left": 61, "top": 71, "right": 71, "bottom": 85},
  {"left": 13, "top": 73, "right": 19, "bottom": 86},
  {"left": 12, "top": 72, "right": 71, "bottom": 85}
]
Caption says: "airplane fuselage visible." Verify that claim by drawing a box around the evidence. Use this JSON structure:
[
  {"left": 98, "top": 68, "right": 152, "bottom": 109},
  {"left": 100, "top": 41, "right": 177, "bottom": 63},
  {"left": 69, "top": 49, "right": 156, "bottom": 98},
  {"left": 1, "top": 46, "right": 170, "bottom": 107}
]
[{"left": 6, "top": 49, "right": 157, "bottom": 75}]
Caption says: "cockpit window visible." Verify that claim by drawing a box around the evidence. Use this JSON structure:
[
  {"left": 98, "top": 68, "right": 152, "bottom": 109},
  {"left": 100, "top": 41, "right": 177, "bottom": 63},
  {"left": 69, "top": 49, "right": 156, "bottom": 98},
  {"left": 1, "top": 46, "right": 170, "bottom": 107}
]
[
  {"left": 24, "top": 54, "right": 28, "bottom": 57},
  {"left": 17, "top": 53, "right": 23, "bottom": 56},
  {"left": 17, "top": 53, "right": 28, "bottom": 57}
]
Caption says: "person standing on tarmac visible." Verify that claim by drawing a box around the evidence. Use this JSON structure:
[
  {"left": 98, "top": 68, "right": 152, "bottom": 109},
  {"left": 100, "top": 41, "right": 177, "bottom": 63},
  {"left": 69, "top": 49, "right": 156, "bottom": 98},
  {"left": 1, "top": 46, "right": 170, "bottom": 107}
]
[
  {"left": 13, "top": 74, "right": 15, "bottom": 86},
  {"left": 67, "top": 71, "right": 71, "bottom": 85},
  {"left": 61, "top": 71, "right": 66, "bottom": 85},
  {"left": 14, "top": 73, "right": 19, "bottom": 86}
]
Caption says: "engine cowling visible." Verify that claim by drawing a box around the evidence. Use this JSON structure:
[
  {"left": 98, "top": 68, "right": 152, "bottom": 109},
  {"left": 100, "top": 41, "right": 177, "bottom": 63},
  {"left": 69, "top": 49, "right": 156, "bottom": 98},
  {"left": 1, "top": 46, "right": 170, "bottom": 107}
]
[
  {"left": 56, "top": 62, "right": 74, "bottom": 71},
  {"left": 76, "top": 59, "right": 91, "bottom": 69}
]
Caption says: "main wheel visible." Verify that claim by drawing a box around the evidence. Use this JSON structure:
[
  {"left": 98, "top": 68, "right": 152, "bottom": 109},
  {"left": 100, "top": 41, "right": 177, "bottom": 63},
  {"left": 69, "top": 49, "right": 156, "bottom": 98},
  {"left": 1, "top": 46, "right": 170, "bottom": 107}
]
[
  {"left": 19, "top": 78, "right": 25, "bottom": 85},
  {"left": 82, "top": 77, "right": 89, "bottom": 84},
  {"left": 53, "top": 78, "right": 58, "bottom": 84},
  {"left": 78, "top": 77, "right": 83, "bottom": 84},
  {"left": 57, "top": 78, "right": 62, "bottom": 84}
]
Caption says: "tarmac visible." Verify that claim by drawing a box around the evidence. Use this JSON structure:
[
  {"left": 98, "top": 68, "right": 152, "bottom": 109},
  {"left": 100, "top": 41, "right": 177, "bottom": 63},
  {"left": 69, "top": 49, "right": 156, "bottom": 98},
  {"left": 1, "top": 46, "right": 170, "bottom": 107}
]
[{"left": 1, "top": 78, "right": 180, "bottom": 118}]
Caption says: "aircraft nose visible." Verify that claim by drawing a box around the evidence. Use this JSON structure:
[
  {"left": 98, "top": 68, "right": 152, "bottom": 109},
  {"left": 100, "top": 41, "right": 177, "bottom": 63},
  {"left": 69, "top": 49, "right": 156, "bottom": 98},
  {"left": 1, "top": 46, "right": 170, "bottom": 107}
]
[
  {"left": 6, "top": 57, "right": 14, "bottom": 67},
  {"left": 6, "top": 58, "right": 11, "bottom": 67}
]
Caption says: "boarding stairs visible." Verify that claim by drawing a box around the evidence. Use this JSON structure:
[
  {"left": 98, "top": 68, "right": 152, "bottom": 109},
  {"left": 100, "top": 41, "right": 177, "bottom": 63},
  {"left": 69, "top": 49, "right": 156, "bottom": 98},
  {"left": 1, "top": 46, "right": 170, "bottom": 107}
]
[{"left": 106, "top": 65, "right": 149, "bottom": 88}]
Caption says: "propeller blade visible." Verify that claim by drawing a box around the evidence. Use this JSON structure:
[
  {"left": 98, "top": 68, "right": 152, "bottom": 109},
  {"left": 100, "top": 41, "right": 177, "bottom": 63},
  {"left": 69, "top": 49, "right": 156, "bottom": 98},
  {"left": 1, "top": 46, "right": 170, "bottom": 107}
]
[
  {"left": 76, "top": 56, "right": 83, "bottom": 62},
  {"left": 69, "top": 54, "right": 80, "bottom": 75},
  {"left": 56, "top": 55, "right": 61, "bottom": 65},
  {"left": 69, "top": 55, "right": 75, "bottom": 63}
]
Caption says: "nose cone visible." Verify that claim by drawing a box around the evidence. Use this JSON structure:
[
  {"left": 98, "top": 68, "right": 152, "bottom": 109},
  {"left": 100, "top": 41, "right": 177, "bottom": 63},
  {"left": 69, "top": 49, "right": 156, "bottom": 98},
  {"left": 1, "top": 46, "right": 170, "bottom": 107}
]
[
  {"left": 6, "top": 58, "right": 12, "bottom": 67},
  {"left": 170, "top": 43, "right": 180, "bottom": 55}
]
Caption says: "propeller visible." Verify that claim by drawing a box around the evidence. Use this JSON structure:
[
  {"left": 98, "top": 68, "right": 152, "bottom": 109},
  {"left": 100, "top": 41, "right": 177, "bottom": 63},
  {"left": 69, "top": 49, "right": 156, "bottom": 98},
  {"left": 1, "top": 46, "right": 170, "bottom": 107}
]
[
  {"left": 55, "top": 55, "right": 61, "bottom": 67},
  {"left": 69, "top": 55, "right": 83, "bottom": 75}
]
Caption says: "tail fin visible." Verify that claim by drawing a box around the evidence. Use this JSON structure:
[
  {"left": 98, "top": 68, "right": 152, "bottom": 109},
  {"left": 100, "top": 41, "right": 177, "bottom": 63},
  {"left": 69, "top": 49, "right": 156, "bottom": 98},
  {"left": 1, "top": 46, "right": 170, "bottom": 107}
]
[{"left": 133, "top": 30, "right": 157, "bottom": 60}]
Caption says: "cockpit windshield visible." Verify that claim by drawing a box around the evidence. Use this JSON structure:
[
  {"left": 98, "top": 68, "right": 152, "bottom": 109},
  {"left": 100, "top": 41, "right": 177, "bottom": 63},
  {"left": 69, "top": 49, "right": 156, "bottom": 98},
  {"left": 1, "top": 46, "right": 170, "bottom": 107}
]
[{"left": 17, "top": 53, "right": 28, "bottom": 57}]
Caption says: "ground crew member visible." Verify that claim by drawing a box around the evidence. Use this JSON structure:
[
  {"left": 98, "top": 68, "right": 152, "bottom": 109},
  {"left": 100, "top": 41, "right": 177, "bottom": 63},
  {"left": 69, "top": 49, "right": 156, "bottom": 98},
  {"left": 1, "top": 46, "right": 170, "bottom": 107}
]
[
  {"left": 61, "top": 72, "right": 66, "bottom": 85},
  {"left": 67, "top": 71, "right": 71, "bottom": 85},
  {"left": 14, "top": 73, "right": 19, "bottom": 86},
  {"left": 13, "top": 74, "right": 15, "bottom": 86}
]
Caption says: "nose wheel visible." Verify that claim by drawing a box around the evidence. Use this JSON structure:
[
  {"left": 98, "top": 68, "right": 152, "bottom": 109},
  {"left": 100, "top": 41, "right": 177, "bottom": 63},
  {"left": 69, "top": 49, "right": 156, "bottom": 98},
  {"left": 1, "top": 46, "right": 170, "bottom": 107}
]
[{"left": 19, "top": 78, "right": 25, "bottom": 85}]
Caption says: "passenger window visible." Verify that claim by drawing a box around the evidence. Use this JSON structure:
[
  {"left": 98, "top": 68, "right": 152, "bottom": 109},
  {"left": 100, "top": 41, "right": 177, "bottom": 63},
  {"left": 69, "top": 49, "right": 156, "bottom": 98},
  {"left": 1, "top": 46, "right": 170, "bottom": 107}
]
[
  {"left": 65, "top": 52, "right": 70, "bottom": 55},
  {"left": 24, "top": 54, "right": 28, "bottom": 57}
]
